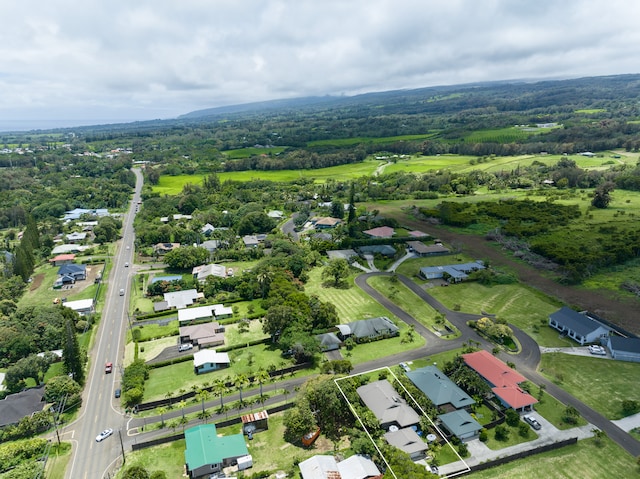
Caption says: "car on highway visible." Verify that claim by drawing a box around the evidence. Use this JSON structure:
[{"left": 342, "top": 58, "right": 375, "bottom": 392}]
[
  {"left": 95, "top": 428, "right": 113, "bottom": 442},
  {"left": 119, "top": 288, "right": 125, "bottom": 296},
  {"left": 124, "top": 262, "right": 129, "bottom": 267},
  {"left": 588, "top": 345, "right": 607, "bottom": 355},
  {"left": 114, "top": 388, "right": 121, "bottom": 398},
  {"left": 105, "top": 362, "right": 113, "bottom": 374},
  {"left": 523, "top": 414, "right": 542, "bottom": 430}
]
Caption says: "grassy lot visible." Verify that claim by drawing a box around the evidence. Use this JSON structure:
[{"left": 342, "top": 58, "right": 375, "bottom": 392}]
[
  {"left": 144, "top": 343, "right": 296, "bottom": 401},
  {"left": 483, "top": 422, "right": 538, "bottom": 450},
  {"left": 223, "top": 318, "right": 268, "bottom": 345},
  {"left": 366, "top": 275, "right": 459, "bottom": 338},
  {"left": 44, "top": 442, "right": 72, "bottom": 479},
  {"left": 467, "top": 436, "right": 638, "bottom": 479},
  {"left": 305, "top": 268, "right": 400, "bottom": 324},
  {"left": 540, "top": 353, "right": 640, "bottom": 420},
  {"left": 223, "top": 146, "right": 288, "bottom": 158},
  {"left": 115, "top": 440, "right": 186, "bottom": 478},
  {"left": 426, "top": 282, "right": 564, "bottom": 347}
]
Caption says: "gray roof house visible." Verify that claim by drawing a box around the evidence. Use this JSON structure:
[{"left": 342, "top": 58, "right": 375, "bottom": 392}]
[
  {"left": 299, "top": 454, "right": 381, "bottom": 479},
  {"left": 337, "top": 317, "right": 399, "bottom": 342},
  {"left": 383, "top": 427, "right": 428, "bottom": 460},
  {"left": 406, "top": 366, "right": 475, "bottom": 410},
  {"left": 315, "top": 332, "right": 342, "bottom": 352},
  {"left": 548, "top": 306, "right": 612, "bottom": 345},
  {"left": 0, "top": 386, "right": 46, "bottom": 427},
  {"left": 607, "top": 336, "right": 640, "bottom": 363},
  {"left": 356, "top": 379, "right": 420, "bottom": 430},
  {"left": 419, "top": 261, "right": 484, "bottom": 282},
  {"left": 438, "top": 410, "right": 482, "bottom": 440}
]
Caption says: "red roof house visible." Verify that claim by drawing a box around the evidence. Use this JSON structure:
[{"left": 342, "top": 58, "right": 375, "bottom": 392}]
[
  {"left": 49, "top": 254, "right": 76, "bottom": 266},
  {"left": 463, "top": 350, "right": 537, "bottom": 411}
]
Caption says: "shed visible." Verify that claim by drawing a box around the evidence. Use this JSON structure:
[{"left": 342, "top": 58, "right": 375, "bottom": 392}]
[{"left": 607, "top": 336, "right": 640, "bottom": 363}]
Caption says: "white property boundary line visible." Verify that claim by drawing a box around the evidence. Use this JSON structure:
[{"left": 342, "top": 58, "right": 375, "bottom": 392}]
[{"left": 334, "top": 366, "right": 472, "bottom": 478}]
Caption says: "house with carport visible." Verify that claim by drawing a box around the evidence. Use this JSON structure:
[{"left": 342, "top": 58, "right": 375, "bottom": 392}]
[
  {"left": 463, "top": 350, "right": 537, "bottom": 412},
  {"left": 548, "top": 306, "right": 612, "bottom": 345},
  {"left": 179, "top": 322, "right": 225, "bottom": 348},
  {"left": 437, "top": 410, "right": 482, "bottom": 440},
  {"left": 337, "top": 317, "right": 399, "bottom": 342},
  {"left": 383, "top": 427, "right": 429, "bottom": 460}
]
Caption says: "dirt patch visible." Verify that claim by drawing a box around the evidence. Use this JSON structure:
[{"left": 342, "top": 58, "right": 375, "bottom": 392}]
[
  {"left": 387, "top": 207, "right": 640, "bottom": 335},
  {"left": 30, "top": 273, "right": 44, "bottom": 291}
]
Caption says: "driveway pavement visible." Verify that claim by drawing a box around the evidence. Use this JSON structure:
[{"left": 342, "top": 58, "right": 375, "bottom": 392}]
[{"left": 612, "top": 412, "right": 640, "bottom": 432}]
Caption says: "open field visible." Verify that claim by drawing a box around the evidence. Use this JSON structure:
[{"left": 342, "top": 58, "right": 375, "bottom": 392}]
[
  {"left": 346, "top": 322, "right": 425, "bottom": 364},
  {"left": 307, "top": 132, "right": 438, "bottom": 147},
  {"left": 540, "top": 353, "right": 640, "bottom": 420},
  {"left": 223, "top": 146, "right": 288, "bottom": 158},
  {"left": 305, "top": 268, "right": 400, "bottom": 324},
  {"left": 466, "top": 436, "right": 637, "bottom": 479}
]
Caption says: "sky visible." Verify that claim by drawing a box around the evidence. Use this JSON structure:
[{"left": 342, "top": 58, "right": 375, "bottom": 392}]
[{"left": 1, "top": 0, "right": 639, "bottom": 130}]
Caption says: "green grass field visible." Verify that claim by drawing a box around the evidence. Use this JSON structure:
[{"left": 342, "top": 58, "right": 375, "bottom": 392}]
[
  {"left": 467, "top": 436, "right": 637, "bottom": 479},
  {"left": 540, "top": 353, "right": 640, "bottom": 420},
  {"left": 304, "top": 268, "right": 400, "bottom": 324},
  {"left": 223, "top": 146, "right": 288, "bottom": 158}
]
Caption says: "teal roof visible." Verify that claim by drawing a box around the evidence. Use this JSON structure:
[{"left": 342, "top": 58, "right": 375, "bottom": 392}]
[
  {"left": 438, "top": 410, "right": 482, "bottom": 438},
  {"left": 184, "top": 424, "right": 248, "bottom": 469},
  {"left": 406, "top": 366, "right": 475, "bottom": 408}
]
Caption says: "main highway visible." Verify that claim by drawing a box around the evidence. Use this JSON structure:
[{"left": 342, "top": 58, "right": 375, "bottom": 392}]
[{"left": 62, "top": 168, "right": 143, "bottom": 479}]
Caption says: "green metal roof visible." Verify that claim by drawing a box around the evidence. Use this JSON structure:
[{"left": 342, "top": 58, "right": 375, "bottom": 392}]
[{"left": 184, "top": 424, "right": 248, "bottom": 469}]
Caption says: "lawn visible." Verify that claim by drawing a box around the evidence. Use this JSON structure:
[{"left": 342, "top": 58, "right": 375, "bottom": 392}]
[
  {"left": 466, "top": 436, "right": 638, "bottom": 479},
  {"left": 115, "top": 440, "right": 186, "bottom": 478},
  {"left": 223, "top": 318, "right": 269, "bottom": 345},
  {"left": 305, "top": 268, "right": 400, "bottom": 324},
  {"left": 483, "top": 422, "right": 538, "bottom": 450},
  {"left": 539, "top": 353, "right": 640, "bottom": 420},
  {"left": 366, "top": 275, "right": 459, "bottom": 338},
  {"left": 426, "top": 282, "right": 564, "bottom": 347},
  {"left": 144, "top": 343, "right": 295, "bottom": 401},
  {"left": 345, "top": 322, "right": 426, "bottom": 365}
]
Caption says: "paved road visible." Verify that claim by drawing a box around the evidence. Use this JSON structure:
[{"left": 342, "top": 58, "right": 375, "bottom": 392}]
[{"left": 62, "top": 169, "right": 144, "bottom": 479}]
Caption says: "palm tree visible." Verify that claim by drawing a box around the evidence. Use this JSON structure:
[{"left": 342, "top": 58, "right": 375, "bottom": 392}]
[
  {"left": 165, "top": 391, "right": 173, "bottom": 408},
  {"left": 178, "top": 400, "right": 187, "bottom": 420},
  {"left": 197, "top": 389, "right": 210, "bottom": 416},
  {"left": 256, "top": 368, "right": 270, "bottom": 401},
  {"left": 213, "top": 378, "right": 227, "bottom": 410},
  {"left": 283, "top": 387, "right": 291, "bottom": 404},
  {"left": 158, "top": 406, "right": 167, "bottom": 428},
  {"left": 234, "top": 373, "right": 250, "bottom": 405}
]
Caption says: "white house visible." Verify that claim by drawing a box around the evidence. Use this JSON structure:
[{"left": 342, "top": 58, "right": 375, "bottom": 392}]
[
  {"left": 548, "top": 307, "right": 612, "bottom": 345},
  {"left": 193, "top": 350, "right": 230, "bottom": 374}
]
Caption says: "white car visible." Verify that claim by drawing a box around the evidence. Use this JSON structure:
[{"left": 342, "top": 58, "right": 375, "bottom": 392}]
[
  {"left": 95, "top": 428, "right": 113, "bottom": 442},
  {"left": 178, "top": 343, "right": 193, "bottom": 352},
  {"left": 523, "top": 415, "right": 542, "bottom": 430},
  {"left": 588, "top": 345, "right": 606, "bottom": 356}
]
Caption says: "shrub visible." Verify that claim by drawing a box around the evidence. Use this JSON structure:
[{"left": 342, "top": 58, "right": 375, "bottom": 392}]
[
  {"left": 479, "top": 429, "right": 488, "bottom": 442},
  {"left": 494, "top": 424, "right": 509, "bottom": 441},
  {"left": 518, "top": 422, "right": 530, "bottom": 437}
]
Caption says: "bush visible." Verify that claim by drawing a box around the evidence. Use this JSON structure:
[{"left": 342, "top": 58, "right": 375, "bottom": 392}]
[
  {"left": 505, "top": 409, "right": 520, "bottom": 427},
  {"left": 479, "top": 429, "right": 488, "bottom": 442},
  {"left": 494, "top": 424, "right": 509, "bottom": 441},
  {"left": 518, "top": 422, "right": 530, "bottom": 437}
]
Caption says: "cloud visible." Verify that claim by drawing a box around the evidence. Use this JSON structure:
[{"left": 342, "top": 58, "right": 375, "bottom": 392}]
[{"left": 0, "top": 0, "right": 639, "bottom": 126}]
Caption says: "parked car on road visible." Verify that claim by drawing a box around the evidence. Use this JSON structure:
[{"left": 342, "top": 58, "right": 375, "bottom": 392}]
[
  {"left": 523, "top": 415, "right": 542, "bottom": 430},
  {"left": 114, "top": 388, "right": 121, "bottom": 398}
]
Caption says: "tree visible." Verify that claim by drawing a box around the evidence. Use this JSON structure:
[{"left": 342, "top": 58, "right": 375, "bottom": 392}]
[
  {"left": 62, "top": 317, "right": 84, "bottom": 385},
  {"left": 322, "top": 258, "right": 350, "bottom": 287},
  {"left": 213, "top": 378, "right": 227, "bottom": 410},
  {"left": 44, "top": 375, "right": 82, "bottom": 409},
  {"left": 255, "top": 368, "right": 270, "bottom": 400},
  {"left": 233, "top": 374, "right": 250, "bottom": 405},
  {"left": 591, "top": 181, "right": 615, "bottom": 208},
  {"left": 164, "top": 245, "right": 210, "bottom": 269},
  {"left": 122, "top": 465, "right": 150, "bottom": 479},
  {"left": 283, "top": 398, "right": 317, "bottom": 443},
  {"left": 262, "top": 305, "right": 300, "bottom": 340},
  {"left": 158, "top": 406, "right": 168, "bottom": 428}
]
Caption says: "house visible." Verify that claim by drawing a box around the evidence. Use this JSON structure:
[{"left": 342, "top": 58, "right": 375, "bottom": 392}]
[
  {"left": 313, "top": 217, "right": 342, "bottom": 229},
  {"left": 315, "top": 332, "right": 342, "bottom": 352},
  {"left": 178, "top": 305, "right": 217, "bottom": 324},
  {"left": 548, "top": 307, "right": 612, "bottom": 345},
  {"left": 463, "top": 350, "right": 537, "bottom": 411},
  {"left": 419, "top": 261, "right": 485, "bottom": 282},
  {"left": 153, "top": 242, "right": 180, "bottom": 255},
  {"left": 49, "top": 254, "right": 76, "bottom": 266},
  {"left": 51, "top": 244, "right": 91, "bottom": 255},
  {"left": 326, "top": 249, "right": 358, "bottom": 261},
  {"left": 53, "top": 274, "right": 76, "bottom": 288},
  {"left": 406, "top": 366, "right": 475, "bottom": 410},
  {"left": 438, "top": 410, "right": 482, "bottom": 440},
  {"left": 179, "top": 322, "right": 225, "bottom": 348},
  {"left": 184, "top": 424, "right": 250, "bottom": 478},
  {"left": 267, "top": 210, "right": 284, "bottom": 219},
  {"left": 62, "top": 208, "right": 92, "bottom": 221},
  {"left": 407, "top": 242, "right": 449, "bottom": 257},
  {"left": 241, "top": 410, "right": 269, "bottom": 435},
  {"left": 62, "top": 298, "right": 95, "bottom": 316},
  {"left": 383, "top": 427, "right": 428, "bottom": 460},
  {"left": 356, "top": 379, "right": 420, "bottom": 430},
  {"left": 163, "top": 289, "right": 201, "bottom": 309},
  {"left": 153, "top": 301, "right": 170, "bottom": 312},
  {"left": 173, "top": 214, "right": 193, "bottom": 221},
  {"left": 337, "top": 317, "right": 399, "bottom": 342},
  {"left": 193, "top": 350, "right": 230, "bottom": 374},
  {"left": 201, "top": 239, "right": 222, "bottom": 253},
  {"left": 299, "top": 454, "right": 381, "bottom": 479},
  {"left": 357, "top": 245, "right": 396, "bottom": 257},
  {"left": 57, "top": 263, "right": 87, "bottom": 281},
  {"left": 213, "top": 303, "right": 233, "bottom": 319},
  {"left": 242, "top": 235, "right": 260, "bottom": 248},
  {"left": 607, "top": 336, "right": 640, "bottom": 363},
  {"left": 65, "top": 232, "right": 87, "bottom": 243},
  {"left": 201, "top": 223, "right": 215, "bottom": 236},
  {"left": 362, "top": 226, "right": 395, "bottom": 238},
  {"left": 192, "top": 263, "right": 227, "bottom": 282},
  {"left": 0, "top": 386, "right": 46, "bottom": 428}
]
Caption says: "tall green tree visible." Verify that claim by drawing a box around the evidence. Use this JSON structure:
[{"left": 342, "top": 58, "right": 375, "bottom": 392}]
[{"left": 62, "top": 317, "right": 84, "bottom": 385}]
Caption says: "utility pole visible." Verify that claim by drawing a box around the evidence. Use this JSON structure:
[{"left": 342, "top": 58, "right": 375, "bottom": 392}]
[{"left": 118, "top": 430, "right": 126, "bottom": 465}]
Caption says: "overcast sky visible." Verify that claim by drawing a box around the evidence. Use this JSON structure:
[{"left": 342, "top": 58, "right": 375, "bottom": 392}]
[{"left": 1, "top": 0, "right": 639, "bottom": 129}]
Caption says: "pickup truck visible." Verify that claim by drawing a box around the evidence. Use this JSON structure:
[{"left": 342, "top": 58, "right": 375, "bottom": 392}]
[{"left": 105, "top": 362, "right": 113, "bottom": 374}]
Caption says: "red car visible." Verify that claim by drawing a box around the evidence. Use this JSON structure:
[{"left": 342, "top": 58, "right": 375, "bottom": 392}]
[{"left": 105, "top": 362, "right": 113, "bottom": 374}]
